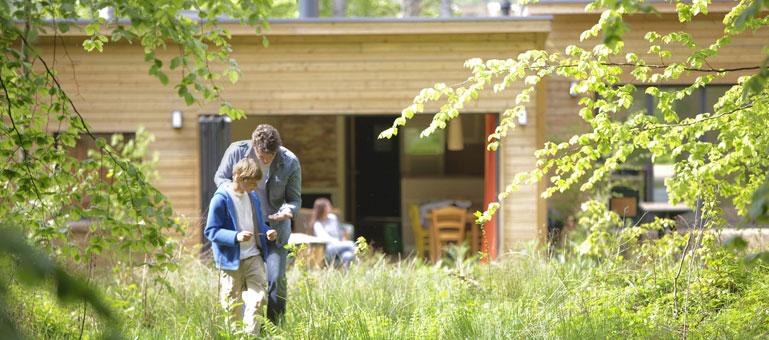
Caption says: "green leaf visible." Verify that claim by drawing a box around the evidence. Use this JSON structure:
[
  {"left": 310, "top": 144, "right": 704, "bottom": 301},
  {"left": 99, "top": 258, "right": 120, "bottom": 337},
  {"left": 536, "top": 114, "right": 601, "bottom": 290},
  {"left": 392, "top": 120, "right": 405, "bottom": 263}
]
[
  {"left": 156, "top": 71, "right": 169, "bottom": 85},
  {"left": 226, "top": 69, "right": 239, "bottom": 84},
  {"left": 83, "top": 40, "right": 96, "bottom": 52},
  {"left": 741, "top": 74, "right": 766, "bottom": 99},
  {"left": 169, "top": 56, "right": 182, "bottom": 70},
  {"left": 57, "top": 22, "right": 70, "bottom": 33},
  {"left": 85, "top": 23, "right": 100, "bottom": 36},
  {"left": 184, "top": 92, "right": 195, "bottom": 106},
  {"left": 733, "top": 0, "right": 762, "bottom": 30},
  {"left": 724, "top": 235, "right": 748, "bottom": 252}
]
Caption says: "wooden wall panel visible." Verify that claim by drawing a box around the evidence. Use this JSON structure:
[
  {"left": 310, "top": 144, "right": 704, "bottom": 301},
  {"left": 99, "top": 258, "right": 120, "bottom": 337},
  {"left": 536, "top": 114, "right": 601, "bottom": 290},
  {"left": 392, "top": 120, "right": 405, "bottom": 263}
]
[{"left": 37, "top": 29, "right": 547, "bottom": 249}]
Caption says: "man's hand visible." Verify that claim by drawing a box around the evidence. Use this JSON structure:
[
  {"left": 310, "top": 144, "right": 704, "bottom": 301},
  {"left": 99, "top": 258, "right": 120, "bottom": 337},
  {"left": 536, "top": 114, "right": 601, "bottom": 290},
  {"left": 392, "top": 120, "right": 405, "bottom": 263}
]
[
  {"left": 266, "top": 229, "right": 277, "bottom": 241},
  {"left": 236, "top": 231, "right": 253, "bottom": 242},
  {"left": 268, "top": 211, "right": 293, "bottom": 222}
]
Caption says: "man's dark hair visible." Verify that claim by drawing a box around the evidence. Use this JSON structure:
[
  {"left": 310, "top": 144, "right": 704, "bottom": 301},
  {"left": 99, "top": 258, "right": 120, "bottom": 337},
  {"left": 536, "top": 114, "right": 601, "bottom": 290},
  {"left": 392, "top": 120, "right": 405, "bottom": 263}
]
[{"left": 252, "top": 124, "right": 282, "bottom": 154}]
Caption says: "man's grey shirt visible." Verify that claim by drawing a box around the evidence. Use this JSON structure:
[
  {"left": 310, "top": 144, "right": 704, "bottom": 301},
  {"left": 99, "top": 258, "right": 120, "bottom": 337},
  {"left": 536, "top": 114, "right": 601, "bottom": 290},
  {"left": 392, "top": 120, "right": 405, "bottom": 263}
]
[{"left": 214, "top": 140, "right": 302, "bottom": 224}]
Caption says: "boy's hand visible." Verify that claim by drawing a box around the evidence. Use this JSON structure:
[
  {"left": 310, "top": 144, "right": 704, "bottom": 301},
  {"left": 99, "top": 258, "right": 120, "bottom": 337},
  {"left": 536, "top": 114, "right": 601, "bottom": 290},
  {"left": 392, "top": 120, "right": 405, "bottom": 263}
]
[
  {"left": 237, "top": 231, "right": 253, "bottom": 242},
  {"left": 266, "top": 229, "right": 277, "bottom": 241}
]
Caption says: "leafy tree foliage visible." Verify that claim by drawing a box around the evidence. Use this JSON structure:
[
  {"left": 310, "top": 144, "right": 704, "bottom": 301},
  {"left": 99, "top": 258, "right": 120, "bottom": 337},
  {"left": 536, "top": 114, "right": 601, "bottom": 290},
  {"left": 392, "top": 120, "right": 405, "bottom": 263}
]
[
  {"left": 378, "top": 3, "right": 769, "bottom": 327},
  {"left": 381, "top": 0, "right": 769, "bottom": 230},
  {"left": 0, "top": 0, "right": 274, "bottom": 335},
  {"left": 0, "top": 4, "right": 277, "bottom": 336}
]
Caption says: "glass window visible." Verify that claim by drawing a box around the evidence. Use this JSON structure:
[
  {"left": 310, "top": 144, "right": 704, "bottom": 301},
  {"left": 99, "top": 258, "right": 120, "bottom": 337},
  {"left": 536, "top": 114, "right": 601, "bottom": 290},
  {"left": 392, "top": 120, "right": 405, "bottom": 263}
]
[
  {"left": 625, "top": 85, "right": 731, "bottom": 202},
  {"left": 703, "top": 85, "right": 732, "bottom": 144},
  {"left": 614, "top": 85, "right": 649, "bottom": 121},
  {"left": 400, "top": 114, "right": 484, "bottom": 177},
  {"left": 704, "top": 85, "right": 732, "bottom": 113}
]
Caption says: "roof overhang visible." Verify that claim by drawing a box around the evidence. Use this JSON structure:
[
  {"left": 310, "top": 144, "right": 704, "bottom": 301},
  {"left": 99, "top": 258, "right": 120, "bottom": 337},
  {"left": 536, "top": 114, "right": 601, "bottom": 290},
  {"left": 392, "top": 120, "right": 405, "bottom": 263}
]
[
  {"left": 38, "top": 16, "right": 552, "bottom": 37},
  {"left": 527, "top": 0, "right": 735, "bottom": 15}
]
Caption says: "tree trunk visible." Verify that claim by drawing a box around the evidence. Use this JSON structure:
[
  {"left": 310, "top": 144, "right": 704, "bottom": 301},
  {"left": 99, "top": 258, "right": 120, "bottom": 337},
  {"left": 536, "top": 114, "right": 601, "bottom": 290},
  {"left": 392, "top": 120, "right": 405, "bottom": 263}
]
[
  {"left": 332, "top": 0, "right": 347, "bottom": 17},
  {"left": 402, "top": 0, "right": 421, "bottom": 17},
  {"left": 439, "top": 0, "right": 452, "bottom": 17}
]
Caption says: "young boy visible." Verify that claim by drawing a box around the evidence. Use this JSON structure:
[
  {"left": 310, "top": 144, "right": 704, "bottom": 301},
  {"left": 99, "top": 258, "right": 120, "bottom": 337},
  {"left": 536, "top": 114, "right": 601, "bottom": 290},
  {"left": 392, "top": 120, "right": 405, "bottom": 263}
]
[{"left": 205, "top": 158, "right": 277, "bottom": 335}]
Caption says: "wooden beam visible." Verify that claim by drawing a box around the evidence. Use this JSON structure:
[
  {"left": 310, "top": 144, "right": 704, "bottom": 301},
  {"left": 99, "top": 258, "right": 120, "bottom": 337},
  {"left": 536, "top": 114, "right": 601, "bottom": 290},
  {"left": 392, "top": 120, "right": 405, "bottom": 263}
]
[
  {"left": 528, "top": 1, "right": 735, "bottom": 15},
  {"left": 38, "top": 18, "right": 552, "bottom": 37}
]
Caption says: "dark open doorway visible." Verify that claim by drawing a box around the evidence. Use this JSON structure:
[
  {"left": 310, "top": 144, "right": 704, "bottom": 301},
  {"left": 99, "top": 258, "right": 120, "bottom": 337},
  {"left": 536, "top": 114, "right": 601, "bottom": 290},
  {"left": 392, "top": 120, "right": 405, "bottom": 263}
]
[{"left": 349, "top": 116, "right": 402, "bottom": 252}]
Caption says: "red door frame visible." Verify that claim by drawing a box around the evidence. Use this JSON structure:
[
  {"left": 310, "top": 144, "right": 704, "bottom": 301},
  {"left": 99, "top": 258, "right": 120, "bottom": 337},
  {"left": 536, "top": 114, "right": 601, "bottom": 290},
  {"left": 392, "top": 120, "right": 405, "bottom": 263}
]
[{"left": 482, "top": 113, "right": 498, "bottom": 261}]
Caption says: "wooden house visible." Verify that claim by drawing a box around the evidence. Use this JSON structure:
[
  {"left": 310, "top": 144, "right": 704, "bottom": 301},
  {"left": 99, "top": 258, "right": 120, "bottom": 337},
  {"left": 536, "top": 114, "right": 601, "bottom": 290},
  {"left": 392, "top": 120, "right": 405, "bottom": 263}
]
[
  {"left": 37, "top": 1, "right": 760, "bottom": 258},
  {"left": 40, "top": 17, "right": 549, "bottom": 258}
]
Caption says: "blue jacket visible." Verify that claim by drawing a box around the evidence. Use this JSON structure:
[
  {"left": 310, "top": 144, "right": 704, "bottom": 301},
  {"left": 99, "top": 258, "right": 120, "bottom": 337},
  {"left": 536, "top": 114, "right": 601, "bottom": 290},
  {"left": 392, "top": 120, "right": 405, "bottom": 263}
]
[{"left": 204, "top": 186, "right": 271, "bottom": 270}]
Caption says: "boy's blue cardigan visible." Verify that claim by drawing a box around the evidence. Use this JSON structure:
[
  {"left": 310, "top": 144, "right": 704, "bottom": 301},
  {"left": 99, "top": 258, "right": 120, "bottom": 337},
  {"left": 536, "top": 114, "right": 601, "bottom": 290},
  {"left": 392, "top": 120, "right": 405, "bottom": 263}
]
[{"left": 204, "top": 185, "right": 271, "bottom": 270}]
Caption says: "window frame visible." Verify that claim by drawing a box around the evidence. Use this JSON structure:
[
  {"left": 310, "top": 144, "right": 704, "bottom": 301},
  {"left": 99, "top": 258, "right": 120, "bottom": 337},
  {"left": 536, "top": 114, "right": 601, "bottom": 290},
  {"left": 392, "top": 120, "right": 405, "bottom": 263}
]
[{"left": 626, "top": 84, "right": 733, "bottom": 203}]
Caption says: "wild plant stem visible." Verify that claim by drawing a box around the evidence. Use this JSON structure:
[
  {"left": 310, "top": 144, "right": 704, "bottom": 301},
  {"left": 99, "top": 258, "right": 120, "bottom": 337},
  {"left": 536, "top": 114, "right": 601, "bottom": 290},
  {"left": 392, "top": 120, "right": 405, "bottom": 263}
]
[{"left": 673, "top": 233, "right": 692, "bottom": 320}]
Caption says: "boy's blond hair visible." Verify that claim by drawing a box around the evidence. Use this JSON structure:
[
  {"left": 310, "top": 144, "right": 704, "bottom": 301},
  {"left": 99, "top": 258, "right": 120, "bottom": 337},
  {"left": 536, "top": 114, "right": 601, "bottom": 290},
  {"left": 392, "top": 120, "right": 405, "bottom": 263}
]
[{"left": 233, "top": 158, "right": 261, "bottom": 180}]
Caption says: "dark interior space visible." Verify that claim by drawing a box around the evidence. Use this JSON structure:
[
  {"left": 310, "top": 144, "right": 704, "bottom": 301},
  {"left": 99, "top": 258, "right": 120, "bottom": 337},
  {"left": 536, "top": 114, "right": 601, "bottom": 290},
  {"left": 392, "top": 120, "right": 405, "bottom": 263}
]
[{"left": 350, "top": 116, "right": 402, "bottom": 252}]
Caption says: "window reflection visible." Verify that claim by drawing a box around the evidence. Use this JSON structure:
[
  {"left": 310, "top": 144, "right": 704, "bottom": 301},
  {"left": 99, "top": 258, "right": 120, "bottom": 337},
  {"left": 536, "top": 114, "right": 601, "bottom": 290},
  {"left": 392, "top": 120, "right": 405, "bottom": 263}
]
[{"left": 623, "top": 85, "right": 734, "bottom": 203}]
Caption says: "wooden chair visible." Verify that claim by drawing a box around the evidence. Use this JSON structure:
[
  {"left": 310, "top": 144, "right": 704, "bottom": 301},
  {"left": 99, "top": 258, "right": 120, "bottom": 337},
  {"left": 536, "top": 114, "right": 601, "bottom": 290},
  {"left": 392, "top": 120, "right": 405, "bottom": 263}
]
[
  {"left": 296, "top": 208, "right": 314, "bottom": 234},
  {"left": 407, "top": 204, "right": 430, "bottom": 260},
  {"left": 429, "top": 206, "right": 467, "bottom": 263}
]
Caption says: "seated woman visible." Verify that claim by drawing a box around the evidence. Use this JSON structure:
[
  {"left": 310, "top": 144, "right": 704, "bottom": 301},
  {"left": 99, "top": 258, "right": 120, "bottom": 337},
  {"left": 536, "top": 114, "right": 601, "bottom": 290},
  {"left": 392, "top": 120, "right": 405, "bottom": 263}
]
[{"left": 311, "top": 198, "right": 356, "bottom": 267}]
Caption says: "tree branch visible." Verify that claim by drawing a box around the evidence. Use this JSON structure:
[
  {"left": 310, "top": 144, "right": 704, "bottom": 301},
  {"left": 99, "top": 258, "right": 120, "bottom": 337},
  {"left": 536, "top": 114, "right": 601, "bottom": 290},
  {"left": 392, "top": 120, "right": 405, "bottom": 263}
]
[
  {"left": 529, "top": 62, "right": 760, "bottom": 74},
  {"left": 14, "top": 31, "right": 156, "bottom": 226},
  {"left": 0, "top": 71, "right": 45, "bottom": 207},
  {"left": 440, "top": 60, "right": 757, "bottom": 102},
  {"left": 601, "top": 62, "right": 759, "bottom": 73},
  {"left": 636, "top": 103, "right": 753, "bottom": 132},
  {"left": 16, "top": 33, "right": 134, "bottom": 178},
  {"left": 672, "top": 232, "right": 692, "bottom": 319}
]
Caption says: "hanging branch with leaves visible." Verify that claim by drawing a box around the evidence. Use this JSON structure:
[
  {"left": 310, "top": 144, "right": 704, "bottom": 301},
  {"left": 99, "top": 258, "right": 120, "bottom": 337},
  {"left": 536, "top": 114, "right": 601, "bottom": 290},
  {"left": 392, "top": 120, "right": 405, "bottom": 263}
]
[
  {"left": 0, "top": 0, "right": 272, "bottom": 267},
  {"left": 381, "top": 0, "right": 769, "bottom": 229}
]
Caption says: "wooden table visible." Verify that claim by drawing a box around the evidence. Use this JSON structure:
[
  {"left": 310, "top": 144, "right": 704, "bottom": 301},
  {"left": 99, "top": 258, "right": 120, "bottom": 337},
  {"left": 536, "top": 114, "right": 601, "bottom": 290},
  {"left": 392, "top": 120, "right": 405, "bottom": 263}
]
[
  {"left": 425, "top": 210, "right": 481, "bottom": 255},
  {"left": 288, "top": 233, "right": 326, "bottom": 269},
  {"left": 639, "top": 202, "right": 692, "bottom": 237},
  {"left": 639, "top": 202, "right": 691, "bottom": 219}
]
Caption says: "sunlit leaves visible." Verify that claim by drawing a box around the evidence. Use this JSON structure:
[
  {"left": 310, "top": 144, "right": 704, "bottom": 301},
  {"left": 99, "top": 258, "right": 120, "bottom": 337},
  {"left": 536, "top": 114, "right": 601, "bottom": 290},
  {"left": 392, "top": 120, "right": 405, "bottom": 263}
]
[
  {"left": 677, "top": 0, "right": 712, "bottom": 23},
  {"left": 379, "top": 50, "right": 553, "bottom": 145},
  {"left": 219, "top": 102, "right": 245, "bottom": 120},
  {"left": 384, "top": 0, "right": 769, "bottom": 228},
  {"left": 741, "top": 66, "right": 769, "bottom": 99}
]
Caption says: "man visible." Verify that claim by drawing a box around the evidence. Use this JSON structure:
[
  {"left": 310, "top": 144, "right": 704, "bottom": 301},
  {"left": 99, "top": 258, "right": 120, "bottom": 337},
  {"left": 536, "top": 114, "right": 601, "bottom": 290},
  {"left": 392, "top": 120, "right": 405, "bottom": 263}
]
[{"left": 214, "top": 124, "right": 301, "bottom": 324}]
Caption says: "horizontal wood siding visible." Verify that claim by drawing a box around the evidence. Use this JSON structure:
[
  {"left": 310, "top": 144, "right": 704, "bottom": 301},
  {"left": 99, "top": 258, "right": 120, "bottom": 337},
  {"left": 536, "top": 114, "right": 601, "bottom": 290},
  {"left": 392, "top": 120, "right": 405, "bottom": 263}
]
[
  {"left": 38, "top": 28, "right": 546, "bottom": 248},
  {"left": 51, "top": 19, "right": 551, "bottom": 37},
  {"left": 546, "top": 13, "right": 769, "bottom": 143}
]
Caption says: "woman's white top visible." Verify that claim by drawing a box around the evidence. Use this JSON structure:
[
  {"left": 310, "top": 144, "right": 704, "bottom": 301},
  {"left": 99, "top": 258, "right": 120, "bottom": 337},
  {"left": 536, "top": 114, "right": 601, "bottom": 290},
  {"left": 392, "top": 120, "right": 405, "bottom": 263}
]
[{"left": 313, "top": 213, "right": 343, "bottom": 243}]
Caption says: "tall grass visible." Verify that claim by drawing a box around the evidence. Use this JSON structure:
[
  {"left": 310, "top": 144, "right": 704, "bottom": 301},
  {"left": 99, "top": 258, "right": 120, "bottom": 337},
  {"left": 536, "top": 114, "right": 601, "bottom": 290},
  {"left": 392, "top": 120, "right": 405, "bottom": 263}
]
[{"left": 8, "top": 241, "right": 769, "bottom": 339}]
